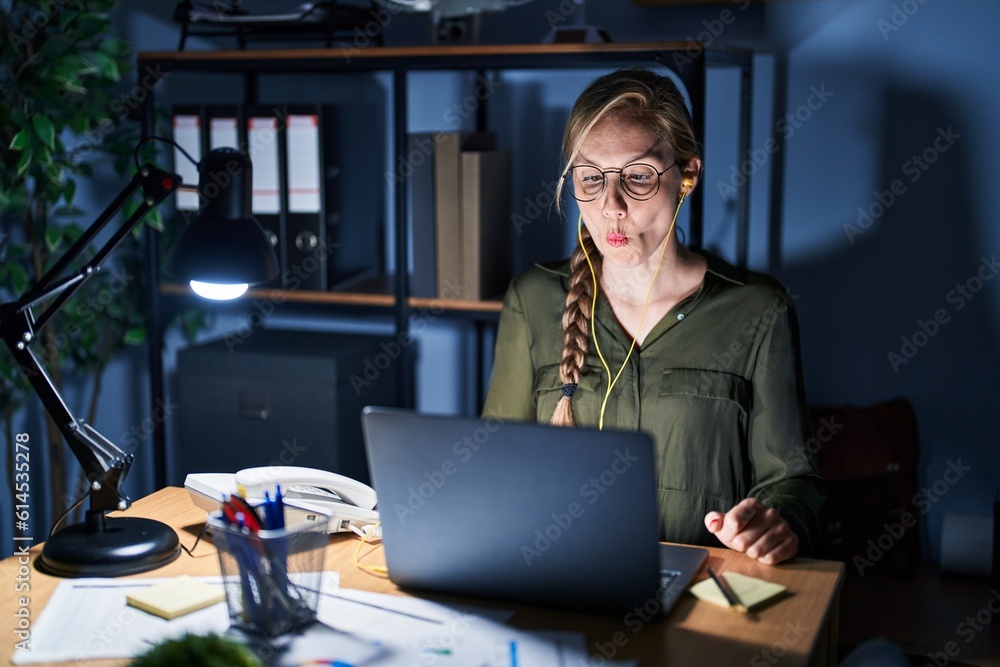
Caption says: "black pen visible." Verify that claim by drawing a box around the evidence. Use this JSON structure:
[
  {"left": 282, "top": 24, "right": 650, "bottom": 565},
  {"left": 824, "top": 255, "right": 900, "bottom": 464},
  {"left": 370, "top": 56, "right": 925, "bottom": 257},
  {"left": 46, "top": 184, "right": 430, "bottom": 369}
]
[{"left": 706, "top": 566, "right": 748, "bottom": 614}]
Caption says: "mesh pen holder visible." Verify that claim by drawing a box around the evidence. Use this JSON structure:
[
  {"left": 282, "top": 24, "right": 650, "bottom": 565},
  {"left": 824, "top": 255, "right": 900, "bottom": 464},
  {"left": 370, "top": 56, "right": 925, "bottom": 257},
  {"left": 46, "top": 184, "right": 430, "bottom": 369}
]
[{"left": 208, "top": 510, "right": 329, "bottom": 637}]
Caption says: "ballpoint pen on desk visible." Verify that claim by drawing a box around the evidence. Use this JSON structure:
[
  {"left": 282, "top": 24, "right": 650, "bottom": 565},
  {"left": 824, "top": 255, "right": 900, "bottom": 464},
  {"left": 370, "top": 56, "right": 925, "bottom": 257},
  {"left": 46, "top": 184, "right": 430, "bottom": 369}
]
[{"left": 706, "top": 566, "right": 749, "bottom": 614}]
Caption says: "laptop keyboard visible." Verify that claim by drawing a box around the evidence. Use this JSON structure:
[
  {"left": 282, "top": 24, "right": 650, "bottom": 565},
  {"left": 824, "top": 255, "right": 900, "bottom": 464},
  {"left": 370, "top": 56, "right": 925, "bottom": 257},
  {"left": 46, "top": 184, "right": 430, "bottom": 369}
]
[{"left": 658, "top": 569, "right": 683, "bottom": 610}]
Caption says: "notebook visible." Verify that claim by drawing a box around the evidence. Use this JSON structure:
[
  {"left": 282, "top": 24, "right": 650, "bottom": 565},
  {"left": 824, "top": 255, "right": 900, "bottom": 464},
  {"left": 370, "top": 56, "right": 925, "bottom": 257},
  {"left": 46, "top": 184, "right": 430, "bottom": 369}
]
[
  {"left": 360, "top": 407, "right": 707, "bottom": 616},
  {"left": 125, "top": 576, "right": 225, "bottom": 620}
]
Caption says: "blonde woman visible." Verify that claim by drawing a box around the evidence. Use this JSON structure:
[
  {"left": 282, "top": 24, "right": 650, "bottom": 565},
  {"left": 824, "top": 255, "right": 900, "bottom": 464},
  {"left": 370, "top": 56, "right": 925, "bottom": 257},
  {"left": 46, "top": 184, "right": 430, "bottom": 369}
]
[{"left": 483, "top": 68, "right": 824, "bottom": 565}]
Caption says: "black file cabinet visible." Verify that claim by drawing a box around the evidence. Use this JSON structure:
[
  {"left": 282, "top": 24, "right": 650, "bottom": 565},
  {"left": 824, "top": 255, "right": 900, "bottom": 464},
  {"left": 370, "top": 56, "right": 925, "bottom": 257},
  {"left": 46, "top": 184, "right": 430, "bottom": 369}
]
[{"left": 171, "top": 329, "right": 397, "bottom": 486}]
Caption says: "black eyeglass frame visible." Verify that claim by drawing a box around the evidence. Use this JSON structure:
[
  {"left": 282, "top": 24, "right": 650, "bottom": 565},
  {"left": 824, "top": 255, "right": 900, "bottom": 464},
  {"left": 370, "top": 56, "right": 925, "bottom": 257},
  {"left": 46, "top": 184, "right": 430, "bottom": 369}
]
[{"left": 563, "top": 160, "right": 679, "bottom": 202}]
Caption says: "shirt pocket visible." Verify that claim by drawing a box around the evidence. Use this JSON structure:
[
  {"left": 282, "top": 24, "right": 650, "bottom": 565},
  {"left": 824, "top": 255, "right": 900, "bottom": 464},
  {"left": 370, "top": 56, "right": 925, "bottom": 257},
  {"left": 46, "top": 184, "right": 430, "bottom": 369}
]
[
  {"left": 658, "top": 368, "right": 751, "bottom": 417},
  {"left": 533, "top": 364, "right": 604, "bottom": 424},
  {"left": 656, "top": 368, "right": 752, "bottom": 498}
]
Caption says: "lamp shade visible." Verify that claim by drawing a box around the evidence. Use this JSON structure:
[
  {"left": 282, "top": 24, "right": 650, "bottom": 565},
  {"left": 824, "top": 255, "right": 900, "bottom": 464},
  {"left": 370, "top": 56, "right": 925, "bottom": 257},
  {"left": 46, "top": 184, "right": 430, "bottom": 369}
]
[{"left": 166, "top": 147, "right": 279, "bottom": 286}]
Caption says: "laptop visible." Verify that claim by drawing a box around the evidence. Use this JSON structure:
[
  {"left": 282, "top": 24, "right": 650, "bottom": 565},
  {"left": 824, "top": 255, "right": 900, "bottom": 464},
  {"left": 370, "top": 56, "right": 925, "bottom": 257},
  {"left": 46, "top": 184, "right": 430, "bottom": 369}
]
[{"left": 360, "top": 407, "right": 708, "bottom": 616}]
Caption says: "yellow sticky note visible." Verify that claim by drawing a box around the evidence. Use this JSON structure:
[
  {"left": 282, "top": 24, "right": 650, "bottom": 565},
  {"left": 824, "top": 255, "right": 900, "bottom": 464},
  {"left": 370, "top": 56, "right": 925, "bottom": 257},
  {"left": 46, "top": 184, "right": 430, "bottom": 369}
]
[
  {"left": 126, "top": 576, "right": 226, "bottom": 620},
  {"left": 690, "top": 571, "right": 787, "bottom": 610}
]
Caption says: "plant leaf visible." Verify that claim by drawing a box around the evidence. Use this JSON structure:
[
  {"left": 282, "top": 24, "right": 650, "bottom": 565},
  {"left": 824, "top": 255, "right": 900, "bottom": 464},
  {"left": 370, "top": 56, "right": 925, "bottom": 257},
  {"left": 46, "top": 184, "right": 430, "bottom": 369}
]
[
  {"left": 72, "top": 13, "right": 109, "bottom": 40},
  {"left": 52, "top": 205, "right": 87, "bottom": 217},
  {"left": 9, "top": 129, "right": 29, "bottom": 151},
  {"left": 51, "top": 64, "right": 88, "bottom": 94},
  {"left": 64, "top": 178, "right": 77, "bottom": 204},
  {"left": 9, "top": 265, "right": 29, "bottom": 294},
  {"left": 32, "top": 115, "right": 57, "bottom": 149},
  {"left": 16, "top": 148, "right": 33, "bottom": 178},
  {"left": 123, "top": 327, "right": 146, "bottom": 345},
  {"left": 89, "top": 50, "right": 120, "bottom": 81},
  {"left": 45, "top": 227, "right": 62, "bottom": 253},
  {"left": 101, "top": 37, "right": 131, "bottom": 59},
  {"left": 145, "top": 208, "right": 165, "bottom": 232}
]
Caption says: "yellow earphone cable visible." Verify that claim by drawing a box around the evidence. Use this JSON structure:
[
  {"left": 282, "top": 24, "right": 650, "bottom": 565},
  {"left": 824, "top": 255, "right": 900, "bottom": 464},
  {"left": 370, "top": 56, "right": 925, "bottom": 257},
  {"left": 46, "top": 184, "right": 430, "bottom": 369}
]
[
  {"left": 353, "top": 522, "right": 388, "bottom": 576},
  {"left": 578, "top": 218, "right": 612, "bottom": 392},
  {"left": 578, "top": 191, "right": 687, "bottom": 430}
]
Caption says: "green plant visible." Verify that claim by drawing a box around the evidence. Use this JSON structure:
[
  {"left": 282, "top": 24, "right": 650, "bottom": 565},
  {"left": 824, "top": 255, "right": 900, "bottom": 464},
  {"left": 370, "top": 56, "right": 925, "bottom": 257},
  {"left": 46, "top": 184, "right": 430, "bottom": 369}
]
[
  {"left": 0, "top": 1, "right": 197, "bottom": 522},
  {"left": 129, "top": 632, "right": 262, "bottom": 667}
]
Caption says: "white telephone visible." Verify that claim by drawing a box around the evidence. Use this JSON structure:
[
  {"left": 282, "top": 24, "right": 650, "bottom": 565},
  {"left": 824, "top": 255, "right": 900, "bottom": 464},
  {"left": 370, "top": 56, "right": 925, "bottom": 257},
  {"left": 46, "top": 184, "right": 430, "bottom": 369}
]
[{"left": 185, "top": 466, "right": 379, "bottom": 533}]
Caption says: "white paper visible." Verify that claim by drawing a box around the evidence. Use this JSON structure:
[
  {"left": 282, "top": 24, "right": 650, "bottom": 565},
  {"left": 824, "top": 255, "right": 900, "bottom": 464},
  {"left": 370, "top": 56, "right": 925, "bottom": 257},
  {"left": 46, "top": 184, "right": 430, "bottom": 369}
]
[
  {"left": 11, "top": 577, "right": 231, "bottom": 664},
  {"left": 248, "top": 116, "right": 281, "bottom": 214},
  {"left": 209, "top": 116, "right": 239, "bottom": 151},
  {"left": 286, "top": 114, "right": 321, "bottom": 213},
  {"left": 13, "top": 576, "right": 590, "bottom": 667},
  {"left": 317, "top": 589, "right": 589, "bottom": 666}
]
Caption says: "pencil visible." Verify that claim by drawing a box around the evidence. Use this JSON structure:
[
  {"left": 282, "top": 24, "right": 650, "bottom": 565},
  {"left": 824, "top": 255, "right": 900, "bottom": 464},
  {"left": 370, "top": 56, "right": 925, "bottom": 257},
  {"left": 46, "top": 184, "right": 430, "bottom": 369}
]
[{"left": 706, "top": 566, "right": 749, "bottom": 614}]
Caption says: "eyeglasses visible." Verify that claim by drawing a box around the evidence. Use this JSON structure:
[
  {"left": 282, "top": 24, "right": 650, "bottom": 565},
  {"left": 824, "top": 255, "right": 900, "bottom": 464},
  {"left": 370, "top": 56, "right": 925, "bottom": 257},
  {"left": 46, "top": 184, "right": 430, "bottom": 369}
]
[{"left": 563, "top": 161, "right": 678, "bottom": 202}]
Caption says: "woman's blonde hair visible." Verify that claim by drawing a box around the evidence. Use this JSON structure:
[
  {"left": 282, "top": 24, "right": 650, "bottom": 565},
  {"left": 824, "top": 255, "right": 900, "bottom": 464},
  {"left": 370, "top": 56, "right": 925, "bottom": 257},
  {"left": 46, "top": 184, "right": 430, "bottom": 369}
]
[{"left": 550, "top": 68, "right": 701, "bottom": 427}]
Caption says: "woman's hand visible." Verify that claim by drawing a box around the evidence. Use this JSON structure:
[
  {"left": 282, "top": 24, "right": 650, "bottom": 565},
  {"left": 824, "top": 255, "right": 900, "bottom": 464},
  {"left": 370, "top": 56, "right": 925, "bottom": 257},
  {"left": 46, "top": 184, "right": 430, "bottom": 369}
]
[{"left": 704, "top": 498, "right": 799, "bottom": 565}]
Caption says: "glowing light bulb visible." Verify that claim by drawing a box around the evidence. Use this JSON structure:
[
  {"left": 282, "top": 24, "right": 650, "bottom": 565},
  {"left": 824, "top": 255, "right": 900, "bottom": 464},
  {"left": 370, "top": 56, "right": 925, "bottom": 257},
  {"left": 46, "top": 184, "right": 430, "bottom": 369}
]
[{"left": 190, "top": 281, "right": 248, "bottom": 300}]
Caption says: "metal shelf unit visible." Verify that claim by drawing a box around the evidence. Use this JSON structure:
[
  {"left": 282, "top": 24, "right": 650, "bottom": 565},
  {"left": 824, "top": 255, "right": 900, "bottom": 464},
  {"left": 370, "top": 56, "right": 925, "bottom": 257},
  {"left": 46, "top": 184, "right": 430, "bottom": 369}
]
[{"left": 138, "top": 42, "right": 754, "bottom": 488}]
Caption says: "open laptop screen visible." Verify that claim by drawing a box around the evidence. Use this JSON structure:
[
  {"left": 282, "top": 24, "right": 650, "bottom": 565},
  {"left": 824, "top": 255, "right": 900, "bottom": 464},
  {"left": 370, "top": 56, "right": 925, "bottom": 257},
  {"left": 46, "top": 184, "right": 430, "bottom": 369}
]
[{"left": 361, "top": 407, "right": 663, "bottom": 615}]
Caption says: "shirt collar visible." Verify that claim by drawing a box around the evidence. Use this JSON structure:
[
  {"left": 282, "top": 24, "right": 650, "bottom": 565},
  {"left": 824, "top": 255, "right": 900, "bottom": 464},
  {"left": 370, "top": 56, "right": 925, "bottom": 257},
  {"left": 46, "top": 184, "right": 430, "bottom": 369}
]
[{"left": 698, "top": 250, "right": 748, "bottom": 288}]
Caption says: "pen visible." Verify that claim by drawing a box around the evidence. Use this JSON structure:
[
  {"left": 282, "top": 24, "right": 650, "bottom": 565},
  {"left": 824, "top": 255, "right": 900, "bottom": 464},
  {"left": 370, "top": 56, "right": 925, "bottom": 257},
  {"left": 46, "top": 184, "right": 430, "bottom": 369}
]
[
  {"left": 221, "top": 500, "right": 240, "bottom": 525},
  {"left": 263, "top": 490, "right": 274, "bottom": 529},
  {"left": 223, "top": 521, "right": 262, "bottom": 628},
  {"left": 228, "top": 494, "right": 262, "bottom": 532},
  {"left": 706, "top": 566, "right": 748, "bottom": 614},
  {"left": 274, "top": 484, "right": 286, "bottom": 530}
]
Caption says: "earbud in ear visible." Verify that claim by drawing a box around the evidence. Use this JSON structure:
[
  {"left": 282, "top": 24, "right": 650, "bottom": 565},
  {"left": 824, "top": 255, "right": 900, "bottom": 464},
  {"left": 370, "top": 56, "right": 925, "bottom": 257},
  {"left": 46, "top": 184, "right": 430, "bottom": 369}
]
[{"left": 678, "top": 178, "right": 694, "bottom": 202}]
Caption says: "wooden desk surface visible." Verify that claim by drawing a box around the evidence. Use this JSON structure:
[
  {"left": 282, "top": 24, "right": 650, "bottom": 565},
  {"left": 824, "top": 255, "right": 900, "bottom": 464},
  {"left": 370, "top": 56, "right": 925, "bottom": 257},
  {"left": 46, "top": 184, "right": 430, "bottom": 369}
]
[{"left": 1, "top": 488, "right": 844, "bottom": 667}]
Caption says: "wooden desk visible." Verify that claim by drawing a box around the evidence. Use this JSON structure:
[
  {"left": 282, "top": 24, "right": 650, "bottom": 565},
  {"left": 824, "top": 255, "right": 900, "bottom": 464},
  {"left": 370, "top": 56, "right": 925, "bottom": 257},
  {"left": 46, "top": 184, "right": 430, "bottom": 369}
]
[{"left": 1, "top": 488, "right": 844, "bottom": 667}]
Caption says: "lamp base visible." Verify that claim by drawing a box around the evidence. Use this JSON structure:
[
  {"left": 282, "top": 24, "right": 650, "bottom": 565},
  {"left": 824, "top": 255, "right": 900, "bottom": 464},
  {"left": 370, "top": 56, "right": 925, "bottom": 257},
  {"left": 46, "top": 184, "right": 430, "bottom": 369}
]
[{"left": 39, "top": 512, "right": 181, "bottom": 578}]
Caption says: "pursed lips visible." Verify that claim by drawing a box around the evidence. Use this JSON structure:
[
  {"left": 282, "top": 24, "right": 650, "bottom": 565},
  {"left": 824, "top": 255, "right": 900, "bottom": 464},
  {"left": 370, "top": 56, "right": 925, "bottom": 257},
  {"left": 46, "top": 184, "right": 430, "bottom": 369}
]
[{"left": 606, "top": 231, "right": 629, "bottom": 247}]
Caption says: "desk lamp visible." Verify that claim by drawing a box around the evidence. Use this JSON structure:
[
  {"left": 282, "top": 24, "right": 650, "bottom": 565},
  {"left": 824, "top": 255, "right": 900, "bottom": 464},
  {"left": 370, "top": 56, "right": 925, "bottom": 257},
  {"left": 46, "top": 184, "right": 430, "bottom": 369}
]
[{"left": 0, "top": 144, "right": 278, "bottom": 577}]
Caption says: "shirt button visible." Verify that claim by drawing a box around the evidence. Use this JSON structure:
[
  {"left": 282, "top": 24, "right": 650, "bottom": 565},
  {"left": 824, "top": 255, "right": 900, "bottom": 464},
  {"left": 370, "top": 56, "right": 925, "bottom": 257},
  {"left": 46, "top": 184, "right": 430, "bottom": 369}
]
[{"left": 677, "top": 313, "right": 685, "bottom": 320}]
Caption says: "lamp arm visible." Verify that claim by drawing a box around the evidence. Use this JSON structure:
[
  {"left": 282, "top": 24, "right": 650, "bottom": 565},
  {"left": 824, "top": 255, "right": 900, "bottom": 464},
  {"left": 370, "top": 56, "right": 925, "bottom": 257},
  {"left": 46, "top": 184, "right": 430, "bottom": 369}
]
[
  {"left": 0, "top": 317, "right": 131, "bottom": 512},
  {"left": 0, "top": 164, "right": 181, "bottom": 514},
  {"left": 25, "top": 165, "right": 180, "bottom": 333},
  {"left": 24, "top": 170, "right": 143, "bottom": 305}
]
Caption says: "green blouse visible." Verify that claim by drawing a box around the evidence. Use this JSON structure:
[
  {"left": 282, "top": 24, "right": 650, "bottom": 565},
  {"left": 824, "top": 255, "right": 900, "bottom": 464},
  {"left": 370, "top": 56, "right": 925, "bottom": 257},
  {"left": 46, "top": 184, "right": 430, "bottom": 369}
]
[{"left": 481, "top": 251, "right": 825, "bottom": 554}]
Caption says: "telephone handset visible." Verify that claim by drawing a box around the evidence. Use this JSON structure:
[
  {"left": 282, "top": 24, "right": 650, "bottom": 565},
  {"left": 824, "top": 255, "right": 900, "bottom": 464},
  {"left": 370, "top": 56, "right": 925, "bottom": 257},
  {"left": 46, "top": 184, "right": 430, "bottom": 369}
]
[{"left": 185, "top": 466, "right": 379, "bottom": 533}]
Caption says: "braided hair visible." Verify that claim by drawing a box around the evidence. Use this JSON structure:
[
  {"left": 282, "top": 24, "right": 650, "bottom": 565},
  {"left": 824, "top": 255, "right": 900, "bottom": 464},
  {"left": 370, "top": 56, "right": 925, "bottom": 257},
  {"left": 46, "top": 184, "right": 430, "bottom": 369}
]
[{"left": 550, "top": 227, "right": 601, "bottom": 427}]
